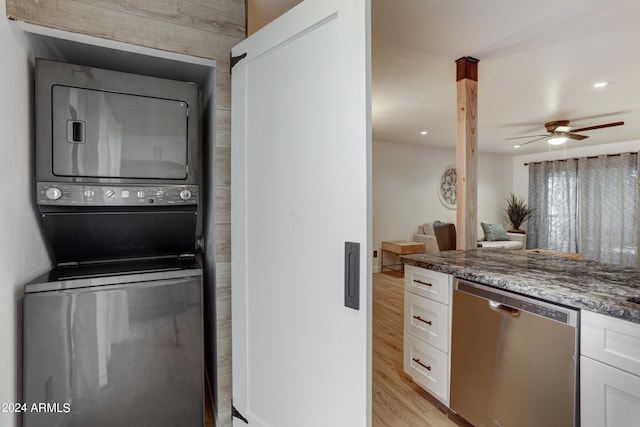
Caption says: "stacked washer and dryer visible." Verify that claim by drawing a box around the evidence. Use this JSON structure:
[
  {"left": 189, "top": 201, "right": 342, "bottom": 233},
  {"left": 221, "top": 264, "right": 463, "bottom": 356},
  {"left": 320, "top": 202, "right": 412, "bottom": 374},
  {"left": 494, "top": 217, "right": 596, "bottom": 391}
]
[{"left": 22, "top": 59, "right": 204, "bottom": 427}]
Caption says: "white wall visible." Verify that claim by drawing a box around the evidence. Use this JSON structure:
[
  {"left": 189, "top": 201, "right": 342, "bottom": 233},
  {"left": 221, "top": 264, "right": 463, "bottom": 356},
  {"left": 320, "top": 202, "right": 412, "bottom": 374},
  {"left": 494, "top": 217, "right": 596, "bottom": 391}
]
[
  {"left": 512, "top": 140, "right": 640, "bottom": 200},
  {"left": 0, "top": 5, "right": 53, "bottom": 427},
  {"left": 372, "top": 139, "right": 513, "bottom": 271}
]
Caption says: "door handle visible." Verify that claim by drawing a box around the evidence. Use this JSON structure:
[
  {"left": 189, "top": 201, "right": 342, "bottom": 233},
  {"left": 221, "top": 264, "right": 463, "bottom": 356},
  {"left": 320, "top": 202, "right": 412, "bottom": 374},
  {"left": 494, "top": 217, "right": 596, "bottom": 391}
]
[
  {"left": 488, "top": 300, "right": 521, "bottom": 317},
  {"left": 344, "top": 242, "right": 360, "bottom": 310}
]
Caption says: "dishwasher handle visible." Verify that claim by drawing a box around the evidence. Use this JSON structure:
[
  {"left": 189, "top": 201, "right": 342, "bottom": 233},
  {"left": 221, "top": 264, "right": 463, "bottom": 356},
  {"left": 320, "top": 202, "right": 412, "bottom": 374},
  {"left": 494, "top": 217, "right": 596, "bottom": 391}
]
[
  {"left": 455, "top": 278, "right": 578, "bottom": 327},
  {"left": 488, "top": 300, "right": 521, "bottom": 317}
]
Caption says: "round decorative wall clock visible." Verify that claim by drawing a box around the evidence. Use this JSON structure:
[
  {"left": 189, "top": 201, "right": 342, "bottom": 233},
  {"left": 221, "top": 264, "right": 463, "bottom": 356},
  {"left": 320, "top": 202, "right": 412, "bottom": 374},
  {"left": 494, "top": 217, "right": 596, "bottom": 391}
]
[{"left": 438, "top": 165, "right": 457, "bottom": 210}]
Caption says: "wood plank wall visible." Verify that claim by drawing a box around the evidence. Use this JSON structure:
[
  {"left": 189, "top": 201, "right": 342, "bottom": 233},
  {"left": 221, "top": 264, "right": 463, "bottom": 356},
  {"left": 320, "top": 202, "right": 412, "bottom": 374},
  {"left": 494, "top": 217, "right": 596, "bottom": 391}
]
[
  {"left": 5, "top": 1, "right": 244, "bottom": 426},
  {"left": 246, "top": 0, "right": 301, "bottom": 35}
]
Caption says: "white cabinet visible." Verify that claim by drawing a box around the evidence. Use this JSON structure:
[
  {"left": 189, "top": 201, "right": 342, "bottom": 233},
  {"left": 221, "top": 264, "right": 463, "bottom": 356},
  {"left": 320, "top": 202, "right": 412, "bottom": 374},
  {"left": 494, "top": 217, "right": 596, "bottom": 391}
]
[
  {"left": 581, "top": 310, "right": 640, "bottom": 426},
  {"left": 404, "top": 265, "right": 450, "bottom": 304},
  {"left": 404, "top": 292, "right": 449, "bottom": 351},
  {"left": 403, "top": 265, "right": 452, "bottom": 405},
  {"left": 404, "top": 332, "right": 449, "bottom": 401}
]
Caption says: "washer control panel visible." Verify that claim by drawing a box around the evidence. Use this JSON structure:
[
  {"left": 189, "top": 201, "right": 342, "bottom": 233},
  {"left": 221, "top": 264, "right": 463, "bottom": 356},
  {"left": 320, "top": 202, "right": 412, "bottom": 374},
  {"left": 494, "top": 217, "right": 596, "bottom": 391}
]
[{"left": 37, "top": 182, "right": 198, "bottom": 206}]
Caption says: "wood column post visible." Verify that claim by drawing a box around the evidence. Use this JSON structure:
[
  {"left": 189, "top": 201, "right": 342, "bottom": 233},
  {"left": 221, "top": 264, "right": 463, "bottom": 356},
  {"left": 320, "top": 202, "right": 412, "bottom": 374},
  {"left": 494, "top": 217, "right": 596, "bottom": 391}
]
[{"left": 455, "top": 57, "right": 479, "bottom": 250}]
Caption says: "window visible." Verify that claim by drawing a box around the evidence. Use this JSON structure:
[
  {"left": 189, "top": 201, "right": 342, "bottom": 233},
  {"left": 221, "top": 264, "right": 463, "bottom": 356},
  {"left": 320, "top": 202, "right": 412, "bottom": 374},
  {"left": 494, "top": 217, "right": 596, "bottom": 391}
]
[{"left": 528, "top": 153, "right": 638, "bottom": 267}]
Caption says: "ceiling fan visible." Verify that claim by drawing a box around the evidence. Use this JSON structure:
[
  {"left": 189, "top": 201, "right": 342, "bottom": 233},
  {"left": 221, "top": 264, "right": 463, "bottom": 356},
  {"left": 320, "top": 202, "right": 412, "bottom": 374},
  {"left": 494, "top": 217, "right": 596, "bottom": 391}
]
[{"left": 507, "top": 120, "right": 625, "bottom": 146}]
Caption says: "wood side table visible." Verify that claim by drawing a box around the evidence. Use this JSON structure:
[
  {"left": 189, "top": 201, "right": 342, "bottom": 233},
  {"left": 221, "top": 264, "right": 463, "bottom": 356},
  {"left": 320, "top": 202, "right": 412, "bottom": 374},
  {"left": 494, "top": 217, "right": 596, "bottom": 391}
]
[{"left": 381, "top": 240, "right": 426, "bottom": 277}]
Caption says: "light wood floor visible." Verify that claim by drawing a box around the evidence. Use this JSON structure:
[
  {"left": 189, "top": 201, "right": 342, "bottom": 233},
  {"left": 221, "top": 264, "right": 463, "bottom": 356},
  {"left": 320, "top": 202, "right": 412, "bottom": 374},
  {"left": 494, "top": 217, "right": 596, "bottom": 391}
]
[{"left": 372, "top": 272, "right": 462, "bottom": 427}]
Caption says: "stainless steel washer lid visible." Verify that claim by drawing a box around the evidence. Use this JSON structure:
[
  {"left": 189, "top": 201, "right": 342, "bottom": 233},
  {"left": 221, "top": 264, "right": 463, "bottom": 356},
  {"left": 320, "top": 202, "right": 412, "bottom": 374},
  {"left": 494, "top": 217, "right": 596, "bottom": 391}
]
[
  {"left": 38, "top": 205, "right": 197, "bottom": 266},
  {"left": 25, "top": 259, "right": 202, "bottom": 294}
]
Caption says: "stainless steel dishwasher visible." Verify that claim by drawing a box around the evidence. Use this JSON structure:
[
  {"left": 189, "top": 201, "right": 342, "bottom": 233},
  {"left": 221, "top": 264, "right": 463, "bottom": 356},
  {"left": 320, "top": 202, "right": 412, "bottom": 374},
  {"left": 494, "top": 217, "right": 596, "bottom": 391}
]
[{"left": 450, "top": 278, "right": 579, "bottom": 427}]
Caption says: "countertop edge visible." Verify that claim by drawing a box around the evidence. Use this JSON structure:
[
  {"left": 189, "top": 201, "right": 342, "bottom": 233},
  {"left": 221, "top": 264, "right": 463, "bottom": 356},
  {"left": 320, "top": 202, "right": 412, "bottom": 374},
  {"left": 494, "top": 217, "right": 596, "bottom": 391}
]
[{"left": 400, "top": 254, "right": 640, "bottom": 325}]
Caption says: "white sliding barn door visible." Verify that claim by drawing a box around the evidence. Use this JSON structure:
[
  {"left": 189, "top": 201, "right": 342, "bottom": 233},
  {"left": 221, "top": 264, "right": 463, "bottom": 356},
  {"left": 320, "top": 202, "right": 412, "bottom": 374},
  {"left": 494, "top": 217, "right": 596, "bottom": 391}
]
[{"left": 230, "top": 1, "right": 371, "bottom": 426}]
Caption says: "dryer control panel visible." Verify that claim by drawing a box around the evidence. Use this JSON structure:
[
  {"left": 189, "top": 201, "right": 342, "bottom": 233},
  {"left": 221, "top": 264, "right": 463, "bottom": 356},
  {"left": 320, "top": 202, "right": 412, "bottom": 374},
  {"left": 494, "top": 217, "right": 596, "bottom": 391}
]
[{"left": 36, "top": 182, "right": 198, "bottom": 206}]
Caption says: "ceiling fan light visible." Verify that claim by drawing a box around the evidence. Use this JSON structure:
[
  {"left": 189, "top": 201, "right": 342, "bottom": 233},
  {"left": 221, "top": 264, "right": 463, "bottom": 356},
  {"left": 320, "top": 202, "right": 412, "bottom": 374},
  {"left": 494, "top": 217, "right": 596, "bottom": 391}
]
[{"left": 548, "top": 136, "right": 568, "bottom": 145}]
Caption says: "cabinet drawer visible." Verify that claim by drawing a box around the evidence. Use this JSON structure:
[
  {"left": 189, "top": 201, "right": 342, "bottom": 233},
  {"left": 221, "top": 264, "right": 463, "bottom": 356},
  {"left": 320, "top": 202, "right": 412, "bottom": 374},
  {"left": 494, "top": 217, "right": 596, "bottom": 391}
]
[
  {"left": 403, "top": 332, "right": 449, "bottom": 405},
  {"left": 582, "top": 310, "right": 640, "bottom": 377},
  {"left": 581, "top": 356, "right": 640, "bottom": 427},
  {"left": 404, "top": 265, "right": 450, "bottom": 304},
  {"left": 404, "top": 291, "right": 449, "bottom": 352}
]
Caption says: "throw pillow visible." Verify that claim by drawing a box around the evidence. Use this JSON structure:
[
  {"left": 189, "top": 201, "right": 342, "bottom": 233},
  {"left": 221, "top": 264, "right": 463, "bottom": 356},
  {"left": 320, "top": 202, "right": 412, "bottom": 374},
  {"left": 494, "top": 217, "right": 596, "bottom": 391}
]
[{"left": 481, "top": 222, "right": 510, "bottom": 241}]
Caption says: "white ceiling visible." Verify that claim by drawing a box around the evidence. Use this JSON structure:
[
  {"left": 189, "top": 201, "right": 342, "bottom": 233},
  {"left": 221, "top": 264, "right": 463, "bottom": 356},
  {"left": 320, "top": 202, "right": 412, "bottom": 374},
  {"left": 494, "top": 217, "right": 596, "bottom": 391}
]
[
  {"left": 372, "top": 0, "right": 640, "bottom": 154},
  {"left": 250, "top": 0, "right": 640, "bottom": 155}
]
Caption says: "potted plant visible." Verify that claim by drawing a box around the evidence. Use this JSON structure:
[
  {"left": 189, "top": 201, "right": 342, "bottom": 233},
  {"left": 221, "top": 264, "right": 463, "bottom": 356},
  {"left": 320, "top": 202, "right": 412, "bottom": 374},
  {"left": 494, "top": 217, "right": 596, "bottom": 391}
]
[{"left": 504, "top": 193, "right": 534, "bottom": 234}]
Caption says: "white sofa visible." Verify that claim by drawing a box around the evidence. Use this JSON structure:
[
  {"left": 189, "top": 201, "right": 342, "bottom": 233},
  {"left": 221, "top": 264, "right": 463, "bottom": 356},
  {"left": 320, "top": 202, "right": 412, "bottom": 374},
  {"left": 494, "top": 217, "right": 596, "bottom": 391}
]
[
  {"left": 478, "top": 233, "right": 525, "bottom": 249},
  {"left": 413, "top": 221, "right": 525, "bottom": 251}
]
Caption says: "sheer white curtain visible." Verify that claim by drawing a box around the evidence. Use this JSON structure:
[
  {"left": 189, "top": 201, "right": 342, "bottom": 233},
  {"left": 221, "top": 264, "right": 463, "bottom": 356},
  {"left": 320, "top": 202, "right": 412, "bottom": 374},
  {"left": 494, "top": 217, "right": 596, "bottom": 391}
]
[
  {"left": 528, "top": 153, "right": 639, "bottom": 267},
  {"left": 577, "top": 153, "right": 639, "bottom": 267},
  {"left": 527, "top": 159, "right": 579, "bottom": 253}
]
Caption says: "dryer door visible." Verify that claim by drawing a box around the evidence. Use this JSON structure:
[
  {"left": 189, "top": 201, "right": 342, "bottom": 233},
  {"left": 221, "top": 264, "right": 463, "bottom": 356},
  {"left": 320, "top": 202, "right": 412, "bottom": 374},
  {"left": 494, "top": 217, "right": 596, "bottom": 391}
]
[{"left": 51, "top": 85, "right": 189, "bottom": 180}]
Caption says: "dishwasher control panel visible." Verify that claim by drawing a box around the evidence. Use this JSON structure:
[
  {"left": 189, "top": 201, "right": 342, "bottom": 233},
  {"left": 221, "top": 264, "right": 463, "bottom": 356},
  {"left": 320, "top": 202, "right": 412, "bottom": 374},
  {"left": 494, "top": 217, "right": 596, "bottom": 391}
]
[{"left": 519, "top": 301, "right": 569, "bottom": 323}]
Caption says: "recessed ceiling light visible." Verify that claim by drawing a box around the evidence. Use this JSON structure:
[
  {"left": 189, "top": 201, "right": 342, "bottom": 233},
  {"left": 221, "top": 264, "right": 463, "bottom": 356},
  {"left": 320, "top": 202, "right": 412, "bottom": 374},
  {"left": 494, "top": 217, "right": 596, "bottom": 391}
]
[
  {"left": 420, "top": 130, "right": 428, "bottom": 135},
  {"left": 513, "top": 145, "right": 520, "bottom": 148},
  {"left": 592, "top": 81, "right": 608, "bottom": 88}
]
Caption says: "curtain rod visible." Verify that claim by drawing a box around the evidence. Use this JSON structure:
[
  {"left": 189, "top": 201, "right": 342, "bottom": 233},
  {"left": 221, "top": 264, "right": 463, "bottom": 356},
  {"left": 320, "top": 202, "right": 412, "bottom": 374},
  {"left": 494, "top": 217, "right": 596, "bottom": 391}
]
[{"left": 523, "top": 151, "right": 639, "bottom": 166}]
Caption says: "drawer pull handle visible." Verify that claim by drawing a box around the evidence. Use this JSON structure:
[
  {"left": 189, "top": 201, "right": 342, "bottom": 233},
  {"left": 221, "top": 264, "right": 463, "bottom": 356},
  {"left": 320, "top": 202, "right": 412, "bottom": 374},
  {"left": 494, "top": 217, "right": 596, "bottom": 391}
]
[
  {"left": 412, "top": 358, "right": 431, "bottom": 371},
  {"left": 412, "top": 315, "right": 432, "bottom": 326},
  {"left": 413, "top": 279, "right": 433, "bottom": 287}
]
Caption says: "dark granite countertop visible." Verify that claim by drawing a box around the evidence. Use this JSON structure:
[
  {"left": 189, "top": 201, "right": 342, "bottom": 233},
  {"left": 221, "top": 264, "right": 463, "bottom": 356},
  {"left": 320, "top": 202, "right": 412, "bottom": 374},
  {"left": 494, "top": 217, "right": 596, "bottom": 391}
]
[{"left": 400, "top": 249, "right": 640, "bottom": 324}]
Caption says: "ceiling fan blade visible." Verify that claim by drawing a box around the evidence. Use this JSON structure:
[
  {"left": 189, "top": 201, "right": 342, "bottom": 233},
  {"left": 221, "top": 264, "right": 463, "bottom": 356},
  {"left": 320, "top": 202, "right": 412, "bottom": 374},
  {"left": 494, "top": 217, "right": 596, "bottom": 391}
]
[
  {"left": 505, "top": 134, "right": 548, "bottom": 140},
  {"left": 566, "top": 133, "right": 589, "bottom": 141},
  {"left": 570, "top": 121, "right": 624, "bottom": 133},
  {"left": 545, "top": 120, "right": 570, "bottom": 133},
  {"left": 518, "top": 136, "right": 549, "bottom": 146}
]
